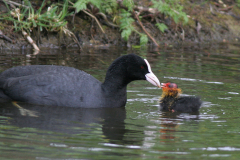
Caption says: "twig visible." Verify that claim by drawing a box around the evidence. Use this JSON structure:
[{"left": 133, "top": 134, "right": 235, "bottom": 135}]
[
  {"left": 71, "top": 33, "right": 83, "bottom": 51},
  {"left": 0, "top": 34, "right": 13, "bottom": 43},
  {"left": 22, "top": 30, "right": 40, "bottom": 51},
  {"left": 134, "top": 6, "right": 158, "bottom": 14},
  {"left": 218, "top": 5, "right": 233, "bottom": 12},
  {"left": 134, "top": 11, "right": 159, "bottom": 47},
  {"left": 3, "top": 0, "right": 29, "bottom": 8},
  {"left": 69, "top": 1, "right": 105, "bottom": 34},
  {"left": 0, "top": 30, "right": 13, "bottom": 43},
  {"left": 121, "top": 3, "right": 192, "bottom": 19},
  {"left": 82, "top": 10, "right": 105, "bottom": 34},
  {"left": 180, "top": 27, "right": 185, "bottom": 41},
  {"left": 96, "top": 12, "right": 119, "bottom": 28},
  {"left": 63, "top": 28, "right": 82, "bottom": 51},
  {"left": 33, "top": 50, "right": 40, "bottom": 55}
]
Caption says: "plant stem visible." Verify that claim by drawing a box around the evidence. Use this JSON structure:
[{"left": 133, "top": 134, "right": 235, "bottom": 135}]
[
  {"left": 4, "top": 0, "right": 29, "bottom": 8},
  {"left": 22, "top": 30, "right": 40, "bottom": 51},
  {"left": 134, "top": 11, "right": 159, "bottom": 47},
  {"left": 82, "top": 10, "right": 105, "bottom": 34}
]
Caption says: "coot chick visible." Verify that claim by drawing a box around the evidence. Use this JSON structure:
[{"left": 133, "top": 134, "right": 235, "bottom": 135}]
[
  {"left": 0, "top": 54, "right": 160, "bottom": 108},
  {"left": 160, "top": 82, "right": 202, "bottom": 112}
]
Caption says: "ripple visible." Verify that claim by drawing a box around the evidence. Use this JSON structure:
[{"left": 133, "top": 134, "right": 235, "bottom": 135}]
[
  {"left": 164, "top": 76, "right": 198, "bottom": 82},
  {"left": 202, "top": 154, "right": 231, "bottom": 157},
  {"left": 128, "top": 97, "right": 159, "bottom": 103},
  {"left": 145, "top": 87, "right": 160, "bottom": 90},
  {"left": 199, "top": 114, "right": 219, "bottom": 120},
  {"left": 191, "top": 146, "right": 240, "bottom": 151},
  {"left": 136, "top": 94, "right": 154, "bottom": 96},
  {"left": 50, "top": 143, "right": 68, "bottom": 147},
  {"left": 149, "top": 151, "right": 190, "bottom": 155},
  {"left": 164, "top": 76, "right": 224, "bottom": 84},
  {"left": 70, "top": 146, "right": 112, "bottom": 151},
  {"left": 228, "top": 92, "right": 239, "bottom": 95},
  {"left": 202, "top": 101, "right": 216, "bottom": 108},
  {"left": 218, "top": 97, "right": 231, "bottom": 100},
  {"left": 206, "top": 81, "right": 224, "bottom": 84},
  {"left": 127, "top": 90, "right": 140, "bottom": 92},
  {"left": 101, "top": 143, "right": 122, "bottom": 147},
  {"left": 126, "top": 145, "right": 141, "bottom": 149}
]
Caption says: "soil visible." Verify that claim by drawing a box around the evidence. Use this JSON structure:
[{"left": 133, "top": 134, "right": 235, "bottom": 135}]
[{"left": 0, "top": 0, "right": 240, "bottom": 51}]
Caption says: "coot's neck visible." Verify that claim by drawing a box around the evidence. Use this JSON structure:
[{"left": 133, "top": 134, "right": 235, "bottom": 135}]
[{"left": 101, "top": 57, "right": 131, "bottom": 95}]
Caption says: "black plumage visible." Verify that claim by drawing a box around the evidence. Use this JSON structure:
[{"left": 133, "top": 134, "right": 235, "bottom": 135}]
[{"left": 0, "top": 54, "right": 160, "bottom": 108}]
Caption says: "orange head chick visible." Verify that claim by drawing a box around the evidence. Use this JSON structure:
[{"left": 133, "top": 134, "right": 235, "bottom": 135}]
[{"left": 161, "top": 82, "right": 182, "bottom": 99}]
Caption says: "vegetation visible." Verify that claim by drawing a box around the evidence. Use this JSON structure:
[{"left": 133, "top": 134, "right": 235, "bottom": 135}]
[
  {"left": 73, "top": 0, "right": 189, "bottom": 45},
  {"left": 7, "top": 0, "right": 70, "bottom": 32},
  {"left": 0, "top": 0, "right": 80, "bottom": 51},
  {"left": 0, "top": 0, "right": 189, "bottom": 47},
  {"left": 2, "top": 0, "right": 75, "bottom": 36},
  {"left": 0, "top": 0, "right": 239, "bottom": 49},
  {"left": 237, "top": 0, "right": 240, "bottom": 7}
]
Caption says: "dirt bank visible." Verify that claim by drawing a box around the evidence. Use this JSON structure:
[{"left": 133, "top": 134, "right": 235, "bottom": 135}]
[{"left": 0, "top": 0, "right": 240, "bottom": 51}]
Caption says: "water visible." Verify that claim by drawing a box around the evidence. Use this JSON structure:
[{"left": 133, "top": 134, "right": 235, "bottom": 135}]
[{"left": 0, "top": 43, "right": 240, "bottom": 159}]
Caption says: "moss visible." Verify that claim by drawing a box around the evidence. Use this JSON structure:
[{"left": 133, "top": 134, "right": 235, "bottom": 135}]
[
  {"left": 0, "top": 22, "right": 5, "bottom": 30},
  {"left": 227, "top": 20, "right": 240, "bottom": 36},
  {"left": 232, "top": 5, "right": 240, "bottom": 15}
]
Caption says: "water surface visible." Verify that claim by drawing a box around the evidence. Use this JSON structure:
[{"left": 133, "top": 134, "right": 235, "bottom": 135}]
[{"left": 0, "top": 43, "right": 240, "bottom": 159}]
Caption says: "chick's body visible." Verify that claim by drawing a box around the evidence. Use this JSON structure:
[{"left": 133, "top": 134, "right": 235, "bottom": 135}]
[{"left": 160, "top": 83, "right": 202, "bottom": 113}]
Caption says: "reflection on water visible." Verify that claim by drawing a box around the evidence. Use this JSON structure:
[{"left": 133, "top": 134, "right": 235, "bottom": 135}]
[
  {"left": 0, "top": 102, "right": 130, "bottom": 143},
  {"left": 0, "top": 43, "right": 240, "bottom": 159}
]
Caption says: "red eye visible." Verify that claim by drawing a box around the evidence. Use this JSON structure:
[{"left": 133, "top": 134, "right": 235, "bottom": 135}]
[{"left": 141, "top": 66, "right": 144, "bottom": 69}]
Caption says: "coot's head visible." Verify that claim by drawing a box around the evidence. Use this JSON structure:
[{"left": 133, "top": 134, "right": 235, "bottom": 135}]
[
  {"left": 104, "top": 54, "right": 160, "bottom": 88},
  {"left": 161, "top": 82, "right": 182, "bottom": 98},
  {"left": 126, "top": 54, "right": 160, "bottom": 87}
]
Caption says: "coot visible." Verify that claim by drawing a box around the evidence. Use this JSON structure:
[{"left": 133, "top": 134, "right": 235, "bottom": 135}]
[
  {"left": 0, "top": 54, "right": 160, "bottom": 108},
  {"left": 160, "top": 82, "right": 202, "bottom": 112}
]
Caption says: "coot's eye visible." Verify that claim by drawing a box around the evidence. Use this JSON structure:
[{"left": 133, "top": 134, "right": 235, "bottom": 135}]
[{"left": 141, "top": 66, "right": 144, "bottom": 69}]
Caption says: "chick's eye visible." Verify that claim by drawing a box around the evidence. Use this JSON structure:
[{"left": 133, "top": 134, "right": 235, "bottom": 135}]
[{"left": 141, "top": 65, "right": 144, "bottom": 69}]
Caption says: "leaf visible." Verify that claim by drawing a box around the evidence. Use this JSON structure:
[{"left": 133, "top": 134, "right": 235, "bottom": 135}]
[
  {"left": 121, "top": 28, "right": 132, "bottom": 41},
  {"left": 151, "top": 0, "right": 189, "bottom": 25},
  {"left": 122, "top": 0, "right": 134, "bottom": 11},
  {"left": 140, "top": 35, "right": 148, "bottom": 45},
  {"left": 74, "top": 0, "right": 88, "bottom": 12},
  {"left": 156, "top": 23, "right": 168, "bottom": 33}
]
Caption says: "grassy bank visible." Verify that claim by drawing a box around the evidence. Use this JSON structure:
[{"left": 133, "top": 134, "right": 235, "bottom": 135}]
[{"left": 0, "top": 0, "right": 240, "bottom": 51}]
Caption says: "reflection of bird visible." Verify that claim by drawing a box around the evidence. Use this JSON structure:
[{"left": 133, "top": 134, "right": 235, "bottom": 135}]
[
  {"left": 160, "top": 82, "right": 202, "bottom": 113},
  {"left": 0, "top": 102, "right": 128, "bottom": 142},
  {"left": 0, "top": 54, "right": 160, "bottom": 108}
]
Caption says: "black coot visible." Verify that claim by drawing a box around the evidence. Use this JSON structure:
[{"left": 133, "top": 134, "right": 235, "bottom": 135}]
[
  {"left": 160, "top": 82, "right": 202, "bottom": 112},
  {"left": 0, "top": 54, "right": 160, "bottom": 108}
]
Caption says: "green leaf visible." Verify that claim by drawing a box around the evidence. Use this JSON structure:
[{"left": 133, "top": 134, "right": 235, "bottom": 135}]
[
  {"left": 156, "top": 23, "right": 168, "bottom": 33},
  {"left": 74, "top": 0, "right": 88, "bottom": 12},
  {"left": 122, "top": 0, "right": 134, "bottom": 11},
  {"left": 140, "top": 35, "right": 148, "bottom": 45},
  {"left": 151, "top": 0, "right": 189, "bottom": 25},
  {"left": 121, "top": 28, "right": 132, "bottom": 41}
]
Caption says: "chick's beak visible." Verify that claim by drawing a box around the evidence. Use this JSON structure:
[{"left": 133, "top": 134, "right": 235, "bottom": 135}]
[{"left": 160, "top": 83, "right": 166, "bottom": 88}]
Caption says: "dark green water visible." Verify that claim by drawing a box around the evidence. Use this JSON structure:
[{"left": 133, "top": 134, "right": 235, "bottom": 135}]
[{"left": 0, "top": 43, "right": 240, "bottom": 160}]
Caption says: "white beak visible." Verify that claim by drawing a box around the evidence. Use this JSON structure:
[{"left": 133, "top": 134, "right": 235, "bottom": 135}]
[{"left": 144, "top": 59, "right": 161, "bottom": 88}]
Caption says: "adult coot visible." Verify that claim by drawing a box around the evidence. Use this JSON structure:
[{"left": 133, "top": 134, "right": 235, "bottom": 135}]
[
  {"left": 0, "top": 54, "right": 160, "bottom": 108},
  {"left": 160, "top": 82, "right": 202, "bottom": 112}
]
